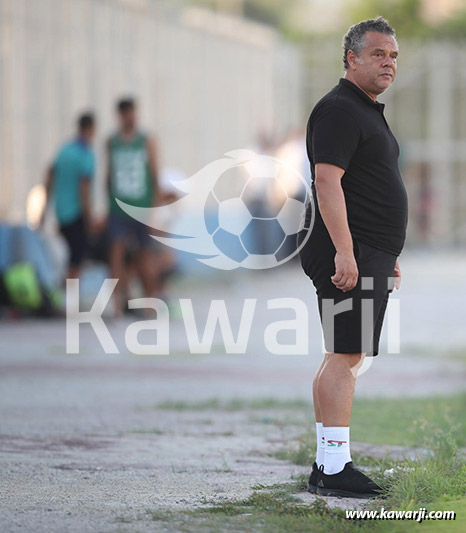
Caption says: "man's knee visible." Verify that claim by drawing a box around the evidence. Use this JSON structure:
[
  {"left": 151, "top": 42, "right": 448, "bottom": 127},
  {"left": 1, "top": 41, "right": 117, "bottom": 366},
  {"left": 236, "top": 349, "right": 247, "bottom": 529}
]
[
  {"left": 325, "top": 352, "right": 365, "bottom": 370},
  {"left": 110, "top": 240, "right": 125, "bottom": 261}
]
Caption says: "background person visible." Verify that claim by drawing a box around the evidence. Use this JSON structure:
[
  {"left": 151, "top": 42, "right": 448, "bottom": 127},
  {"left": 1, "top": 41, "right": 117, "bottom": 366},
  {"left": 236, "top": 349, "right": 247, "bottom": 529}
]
[
  {"left": 40, "top": 112, "right": 96, "bottom": 280},
  {"left": 106, "top": 98, "right": 161, "bottom": 315}
]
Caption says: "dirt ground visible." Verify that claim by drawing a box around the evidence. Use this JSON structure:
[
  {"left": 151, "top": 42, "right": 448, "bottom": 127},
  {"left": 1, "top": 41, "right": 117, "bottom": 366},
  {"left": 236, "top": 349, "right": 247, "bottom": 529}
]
[{"left": 1, "top": 251, "right": 465, "bottom": 532}]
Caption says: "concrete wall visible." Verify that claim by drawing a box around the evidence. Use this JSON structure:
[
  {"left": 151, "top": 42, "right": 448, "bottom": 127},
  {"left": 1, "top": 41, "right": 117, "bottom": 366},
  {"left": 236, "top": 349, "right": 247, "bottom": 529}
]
[{"left": 0, "top": 0, "right": 302, "bottom": 221}]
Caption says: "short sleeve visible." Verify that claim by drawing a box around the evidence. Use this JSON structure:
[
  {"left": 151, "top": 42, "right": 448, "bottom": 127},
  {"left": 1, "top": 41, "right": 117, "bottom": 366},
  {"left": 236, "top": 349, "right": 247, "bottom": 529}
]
[
  {"left": 311, "top": 106, "right": 360, "bottom": 171},
  {"left": 80, "top": 150, "right": 95, "bottom": 180}
]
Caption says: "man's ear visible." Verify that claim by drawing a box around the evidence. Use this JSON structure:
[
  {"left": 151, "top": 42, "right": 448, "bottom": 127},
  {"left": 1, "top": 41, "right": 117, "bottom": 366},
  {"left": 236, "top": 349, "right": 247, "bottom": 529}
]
[{"left": 347, "top": 50, "right": 358, "bottom": 70}]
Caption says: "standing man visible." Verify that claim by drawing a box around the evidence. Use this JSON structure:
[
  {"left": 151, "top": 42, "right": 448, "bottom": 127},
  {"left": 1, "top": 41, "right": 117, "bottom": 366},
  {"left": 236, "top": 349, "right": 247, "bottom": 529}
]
[
  {"left": 41, "top": 113, "right": 96, "bottom": 280},
  {"left": 298, "top": 18, "right": 408, "bottom": 498},
  {"left": 107, "top": 98, "right": 160, "bottom": 315}
]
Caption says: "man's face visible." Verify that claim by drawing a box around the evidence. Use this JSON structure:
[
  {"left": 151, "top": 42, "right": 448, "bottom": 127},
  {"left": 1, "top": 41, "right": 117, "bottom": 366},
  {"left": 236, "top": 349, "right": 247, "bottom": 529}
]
[
  {"left": 88, "top": 125, "right": 96, "bottom": 142},
  {"left": 119, "top": 107, "right": 137, "bottom": 130},
  {"left": 82, "top": 125, "right": 95, "bottom": 144},
  {"left": 351, "top": 31, "right": 398, "bottom": 95}
]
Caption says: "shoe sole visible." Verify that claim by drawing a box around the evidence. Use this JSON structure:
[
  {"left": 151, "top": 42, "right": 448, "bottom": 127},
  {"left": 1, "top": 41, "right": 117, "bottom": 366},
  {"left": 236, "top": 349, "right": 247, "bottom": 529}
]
[
  {"left": 316, "top": 486, "right": 381, "bottom": 499},
  {"left": 307, "top": 484, "right": 317, "bottom": 494}
]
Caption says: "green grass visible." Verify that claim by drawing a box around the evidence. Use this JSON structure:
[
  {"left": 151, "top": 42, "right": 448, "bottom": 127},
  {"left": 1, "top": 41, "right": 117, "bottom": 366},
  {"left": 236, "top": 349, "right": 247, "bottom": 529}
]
[
  {"left": 129, "top": 394, "right": 466, "bottom": 532},
  {"left": 154, "top": 394, "right": 466, "bottom": 450},
  {"left": 404, "top": 499, "right": 466, "bottom": 533},
  {"left": 155, "top": 397, "right": 310, "bottom": 411},
  {"left": 381, "top": 433, "right": 466, "bottom": 508},
  {"left": 248, "top": 413, "right": 308, "bottom": 427},
  {"left": 141, "top": 478, "right": 375, "bottom": 532},
  {"left": 447, "top": 348, "right": 466, "bottom": 363},
  {"left": 138, "top": 443, "right": 465, "bottom": 532},
  {"left": 351, "top": 395, "right": 466, "bottom": 448},
  {"left": 270, "top": 432, "right": 316, "bottom": 466},
  {"left": 270, "top": 394, "right": 466, "bottom": 467},
  {"left": 371, "top": 437, "right": 466, "bottom": 532},
  {"left": 155, "top": 393, "right": 466, "bottom": 447},
  {"left": 403, "top": 345, "right": 466, "bottom": 364}
]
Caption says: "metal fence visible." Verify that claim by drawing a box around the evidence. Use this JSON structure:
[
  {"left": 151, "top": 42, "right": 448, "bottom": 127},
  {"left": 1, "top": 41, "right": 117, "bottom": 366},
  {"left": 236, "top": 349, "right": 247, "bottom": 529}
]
[{"left": 0, "top": 0, "right": 302, "bottom": 221}]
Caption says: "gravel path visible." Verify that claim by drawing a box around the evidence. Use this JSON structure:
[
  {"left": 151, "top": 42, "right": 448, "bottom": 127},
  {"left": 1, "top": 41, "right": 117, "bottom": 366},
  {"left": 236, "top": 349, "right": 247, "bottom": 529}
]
[{"left": 1, "top": 252, "right": 465, "bottom": 532}]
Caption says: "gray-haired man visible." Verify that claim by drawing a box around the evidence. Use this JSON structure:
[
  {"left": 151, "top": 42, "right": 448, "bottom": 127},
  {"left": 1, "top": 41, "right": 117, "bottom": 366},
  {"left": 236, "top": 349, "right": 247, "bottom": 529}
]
[{"left": 299, "top": 17, "right": 408, "bottom": 498}]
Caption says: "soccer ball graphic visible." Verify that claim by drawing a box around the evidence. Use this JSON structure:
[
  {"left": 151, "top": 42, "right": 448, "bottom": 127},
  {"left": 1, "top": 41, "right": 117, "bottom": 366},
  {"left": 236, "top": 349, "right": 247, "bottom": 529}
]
[
  {"left": 116, "top": 149, "right": 314, "bottom": 271},
  {"left": 204, "top": 155, "right": 311, "bottom": 269}
]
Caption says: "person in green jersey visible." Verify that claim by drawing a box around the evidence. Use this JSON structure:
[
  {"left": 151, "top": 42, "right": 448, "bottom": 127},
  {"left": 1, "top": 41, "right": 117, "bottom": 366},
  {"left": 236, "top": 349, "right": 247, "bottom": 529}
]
[{"left": 107, "top": 98, "right": 161, "bottom": 315}]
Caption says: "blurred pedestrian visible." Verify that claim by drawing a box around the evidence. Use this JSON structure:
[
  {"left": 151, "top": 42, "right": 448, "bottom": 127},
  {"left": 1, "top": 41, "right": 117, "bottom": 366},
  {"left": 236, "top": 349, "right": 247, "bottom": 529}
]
[
  {"left": 40, "top": 112, "right": 96, "bottom": 280},
  {"left": 106, "top": 98, "right": 161, "bottom": 315}
]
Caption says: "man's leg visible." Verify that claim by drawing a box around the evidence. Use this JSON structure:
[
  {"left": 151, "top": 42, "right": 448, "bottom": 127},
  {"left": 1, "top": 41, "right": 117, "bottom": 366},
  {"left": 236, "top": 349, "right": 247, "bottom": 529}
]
[
  {"left": 316, "top": 352, "right": 365, "bottom": 474},
  {"left": 67, "top": 264, "right": 81, "bottom": 280},
  {"left": 152, "top": 249, "right": 176, "bottom": 298},
  {"left": 136, "top": 247, "right": 170, "bottom": 318},
  {"left": 109, "top": 239, "right": 127, "bottom": 316},
  {"left": 135, "top": 248, "right": 156, "bottom": 299},
  {"left": 317, "top": 352, "right": 364, "bottom": 426},
  {"left": 313, "top": 358, "right": 325, "bottom": 423},
  {"left": 311, "top": 351, "right": 382, "bottom": 497},
  {"left": 312, "top": 358, "right": 326, "bottom": 469},
  {"left": 60, "top": 217, "right": 86, "bottom": 282}
]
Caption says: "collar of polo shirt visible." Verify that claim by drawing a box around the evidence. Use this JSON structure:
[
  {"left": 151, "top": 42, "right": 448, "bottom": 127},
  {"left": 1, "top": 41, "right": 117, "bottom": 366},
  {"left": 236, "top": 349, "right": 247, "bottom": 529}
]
[{"left": 339, "top": 78, "right": 385, "bottom": 114}]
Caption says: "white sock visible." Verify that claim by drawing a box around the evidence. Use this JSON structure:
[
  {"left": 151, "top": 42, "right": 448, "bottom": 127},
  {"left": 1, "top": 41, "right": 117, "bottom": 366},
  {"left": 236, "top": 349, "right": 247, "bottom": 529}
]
[
  {"left": 323, "top": 426, "right": 351, "bottom": 475},
  {"left": 315, "top": 422, "right": 325, "bottom": 468}
]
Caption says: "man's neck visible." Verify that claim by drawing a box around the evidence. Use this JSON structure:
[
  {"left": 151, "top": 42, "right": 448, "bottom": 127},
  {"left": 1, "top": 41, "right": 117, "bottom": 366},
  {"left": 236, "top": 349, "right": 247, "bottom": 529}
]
[
  {"left": 344, "top": 74, "right": 377, "bottom": 102},
  {"left": 77, "top": 135, "right": 89, "bottom": 146},
  {"left": 121, "top": 128, "right": 136, "bottom": 139}
]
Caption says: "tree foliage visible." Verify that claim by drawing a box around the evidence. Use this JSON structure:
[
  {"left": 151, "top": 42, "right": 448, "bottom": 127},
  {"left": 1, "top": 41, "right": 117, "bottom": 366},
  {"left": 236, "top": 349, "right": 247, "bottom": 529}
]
[
  {"left": 346, "top": 0, "right": 431, "bottom": 38},
  {"left": 347, "top": 0, "right": 466, "bottom": 40},
  {"left": 185, "top": 0, "right": 466, "bottom": 40}
]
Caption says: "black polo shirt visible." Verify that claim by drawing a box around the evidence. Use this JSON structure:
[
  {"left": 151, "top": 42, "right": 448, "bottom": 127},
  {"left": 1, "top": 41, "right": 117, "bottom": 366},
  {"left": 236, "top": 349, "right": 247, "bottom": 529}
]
[{"left": 305, "top": 78, "right": 408, "bottom": 256}]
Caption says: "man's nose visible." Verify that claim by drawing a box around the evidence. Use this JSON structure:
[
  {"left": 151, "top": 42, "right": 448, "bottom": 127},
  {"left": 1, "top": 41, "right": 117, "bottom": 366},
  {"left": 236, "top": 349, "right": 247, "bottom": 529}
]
[{"left": 382, "top": 55, "right": 396, "bottom": 68}]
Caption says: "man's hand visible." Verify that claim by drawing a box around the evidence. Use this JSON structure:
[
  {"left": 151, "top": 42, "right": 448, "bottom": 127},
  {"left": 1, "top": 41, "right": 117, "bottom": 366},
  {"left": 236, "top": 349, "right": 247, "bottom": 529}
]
[
  {"left": 39, "top": 164, "right": 54, "bottom": 230},
  {"left": 332, "top": 250, "right": 359, "bottom": 292},
  {"left": 87, "top": 216, "right": 107, "bottom": 237},
  {"left": 38, "top": 209, "right": 47, "bottom": 230},
  {"left": 154, "top": 190, "right": 178, "bottom": 207},
  {"left": 393, "top": 260, "right": 401, "bottom": 290}
]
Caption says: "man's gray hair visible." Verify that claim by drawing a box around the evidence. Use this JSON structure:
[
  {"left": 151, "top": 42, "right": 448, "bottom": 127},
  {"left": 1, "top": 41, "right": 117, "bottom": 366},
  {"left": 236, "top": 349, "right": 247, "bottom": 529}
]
[{"left": 343, "top": 16, "right": 396, "bottom": 70}]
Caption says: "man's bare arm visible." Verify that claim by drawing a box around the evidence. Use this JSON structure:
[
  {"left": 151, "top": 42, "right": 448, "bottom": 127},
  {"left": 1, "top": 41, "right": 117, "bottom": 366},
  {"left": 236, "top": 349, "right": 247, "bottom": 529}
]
[
  {"left": 80, "top": 178, "right": 92, "bottom": 232},
  {"left": 105, "top": 139, "right": 112, "bottom": 197},
  {"left": 393, "top": 260, "right": 401, "bottom": 290},
  {"left": 315, "top": 163, "right": 358, "bottom": 292},
  {"left": 39, "top": 164, "right": 54, "bottom": 227},
  {"left": 146, "top": 136, "right": 160, "bottom": 206}
]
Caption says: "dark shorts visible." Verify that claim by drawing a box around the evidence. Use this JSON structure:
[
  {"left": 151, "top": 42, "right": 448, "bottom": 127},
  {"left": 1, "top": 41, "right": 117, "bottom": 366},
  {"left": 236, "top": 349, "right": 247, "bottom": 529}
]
[
  {"left": 59, "top": 216, "right": 87, "bottom": 267},
  {"left": 298, "top": 223, "right": 397, "bottom": 357},
  {"left": 108, "top": 213, "right": 156, "bottom": 251}
]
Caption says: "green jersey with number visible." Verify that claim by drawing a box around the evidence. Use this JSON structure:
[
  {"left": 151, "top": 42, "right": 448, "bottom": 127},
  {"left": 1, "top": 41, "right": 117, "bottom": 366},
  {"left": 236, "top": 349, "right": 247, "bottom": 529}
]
[{"left": 109, "top": 132, "right": 153, "bottom": 216}]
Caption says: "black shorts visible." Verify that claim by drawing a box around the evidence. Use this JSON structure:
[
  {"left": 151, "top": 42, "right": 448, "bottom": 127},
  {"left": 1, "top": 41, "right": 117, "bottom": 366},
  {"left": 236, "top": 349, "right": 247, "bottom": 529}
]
[
  {"left": 298, "top": 223, "right": 397, "bottom": 357},
  {"left": 59, "top": 216, "right": 87, "bottom": 268},
  {"left": 108, "top": 213, "right": 158, "bottom": 251}
]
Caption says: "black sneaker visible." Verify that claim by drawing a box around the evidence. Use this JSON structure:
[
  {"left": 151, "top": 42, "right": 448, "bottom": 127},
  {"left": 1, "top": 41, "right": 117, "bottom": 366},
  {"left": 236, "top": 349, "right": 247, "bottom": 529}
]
[
  {"left": 316, "top": 462, "right": 383, "bottom": 499},
  {"left": 307, "top": 462, "right": 318, "bottom": 494}
]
